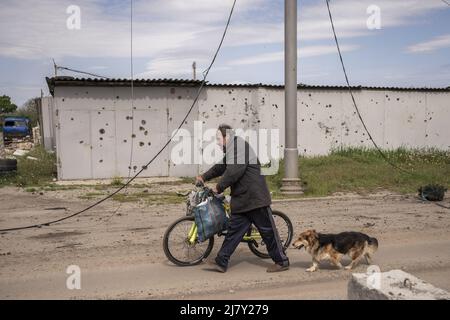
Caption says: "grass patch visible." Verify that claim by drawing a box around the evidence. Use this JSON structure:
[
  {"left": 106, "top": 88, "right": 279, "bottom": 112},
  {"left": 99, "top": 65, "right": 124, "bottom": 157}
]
[
  {"left": 266, "top": 147, "right": 450, "bottom": 198},
  {"left": 0, "top": 146, "right": 56, "bottom": 187},
  {"left": 110, "top": 176, "right": 123, "bottom": 186}
]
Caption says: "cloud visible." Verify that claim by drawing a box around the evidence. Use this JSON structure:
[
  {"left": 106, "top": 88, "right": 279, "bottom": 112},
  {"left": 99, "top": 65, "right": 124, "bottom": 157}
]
[
  {"left": 0, "top": 0, "right": 446, "bottom": 81},
  {"left": 407, "top": 34, "right": 450, "bottom": 53},
  {"left": 229, "top": 45, "right": 359, "bottom": 66}
]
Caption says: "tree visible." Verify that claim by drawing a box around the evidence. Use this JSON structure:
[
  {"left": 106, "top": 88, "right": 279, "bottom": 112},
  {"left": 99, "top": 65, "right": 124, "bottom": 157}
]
[
  {"left": 15, "top": 97, "right": 39, "bottom": 127},
  {"left": 0, "top": 95, "right": 18, "bottom": 114}
]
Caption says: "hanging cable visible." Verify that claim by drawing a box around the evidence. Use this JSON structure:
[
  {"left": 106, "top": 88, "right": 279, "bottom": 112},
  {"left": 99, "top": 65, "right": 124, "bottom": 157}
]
[
  {"left": 325, "top": 0, "right": 449, "bottom": 209},
  {"left": 0, "top": 0, "right": 238, "bottom": 233},
  {"left": 55, "top": 65, "right": 109, "bottom": 79}
]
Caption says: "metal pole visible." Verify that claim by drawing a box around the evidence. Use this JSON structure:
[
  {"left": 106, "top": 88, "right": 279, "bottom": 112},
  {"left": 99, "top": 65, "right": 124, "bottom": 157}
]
[
  {"left": 281, "top": 0, "right": 303, "bottom": 195},
  {"left": 192, "top": 61, "right": 197, "bottom": 80}
]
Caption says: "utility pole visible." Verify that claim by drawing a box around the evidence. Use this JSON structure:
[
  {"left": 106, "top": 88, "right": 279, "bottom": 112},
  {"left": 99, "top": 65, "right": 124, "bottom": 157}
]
[
  {"left": 192, "top": 61, "right": 197, "bottom": 80},
  {"left": 281, "top": 0, "right": 303, "bottom": 195},
  {"left": 52, "top": 59, "right": 58, "bottom": 77}
]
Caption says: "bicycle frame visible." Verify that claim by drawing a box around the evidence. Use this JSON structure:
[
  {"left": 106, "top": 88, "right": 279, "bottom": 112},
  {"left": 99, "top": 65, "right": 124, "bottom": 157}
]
[
  {"left": 186, "top": 185, "right": 263, "bottom": 245},
  {"left": 187, "top": 221, "right": 262, "bottom": 244}
]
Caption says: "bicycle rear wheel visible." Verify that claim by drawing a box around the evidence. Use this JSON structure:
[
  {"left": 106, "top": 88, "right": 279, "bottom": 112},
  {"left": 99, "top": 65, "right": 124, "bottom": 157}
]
[
  {"left": 248, "top": 210, "right": 293, "bottom": 259},
  {"left": 163, "top": 216, "right": 214, "bottom": 266}
]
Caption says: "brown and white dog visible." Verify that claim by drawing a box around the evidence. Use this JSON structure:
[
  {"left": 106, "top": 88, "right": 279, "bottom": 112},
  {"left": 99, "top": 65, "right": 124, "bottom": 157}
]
[{"left": 292, "top": 230, "right": 378, "bottom": 272}]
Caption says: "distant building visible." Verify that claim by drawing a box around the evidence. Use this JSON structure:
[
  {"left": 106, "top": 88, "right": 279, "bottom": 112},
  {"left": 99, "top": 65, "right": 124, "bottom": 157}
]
[{"left": 42, "top": 76, "right": 450, "bottom": 180}]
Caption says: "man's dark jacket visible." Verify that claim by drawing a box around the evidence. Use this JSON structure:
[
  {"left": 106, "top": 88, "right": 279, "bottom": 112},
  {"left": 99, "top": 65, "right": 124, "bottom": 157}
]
[{"left": 202, "top": 135, "right": 271, "bottom": 214}]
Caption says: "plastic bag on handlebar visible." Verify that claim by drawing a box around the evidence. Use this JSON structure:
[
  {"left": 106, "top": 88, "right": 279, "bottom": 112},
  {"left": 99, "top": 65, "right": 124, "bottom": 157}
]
[{"left": 193, "top": 196, "right": 228, "bottom": 243}]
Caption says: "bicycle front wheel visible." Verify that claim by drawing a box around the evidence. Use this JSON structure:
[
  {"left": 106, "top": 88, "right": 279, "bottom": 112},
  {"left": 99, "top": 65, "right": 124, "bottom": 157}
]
[
  {"left": 248, "top": 210, "right": 293, "bottom": 259},
  {"left": 163, "top": 216, "right": 214, "bottom": 266}
]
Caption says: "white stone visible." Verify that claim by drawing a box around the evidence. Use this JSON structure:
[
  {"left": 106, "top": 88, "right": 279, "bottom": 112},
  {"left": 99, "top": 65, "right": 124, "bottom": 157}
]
[{"left": 348, "top": 269, "right": 450, "bottom": 300}]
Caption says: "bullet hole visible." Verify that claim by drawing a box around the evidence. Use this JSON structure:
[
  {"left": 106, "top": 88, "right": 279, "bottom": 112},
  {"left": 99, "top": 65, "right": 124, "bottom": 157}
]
[
  {"left": 429, "top": 117, "right": 432, "bottom": 120},
  {"left": 355, "top": 130, "right": 358, "bottom": 133},
  {"left": 70, "top": 118, "right": 74, "bottom": 121},
  {"left": 131, "top": 134, "right": 136, "bottom": 138},
  {"left": 126, "top": 116, "right": 130, "bottom": 120},
  {"left": 79, "top": 141, "right": 84, "bottom": 144},
  {"left": 133, "top": 107, "right": 136, "bottom": 110},
  {"left": 232, "top": 98, "right": 236, "bottom": 101},
  {"left": 128, "top": 166, "right": 131, "bottom": 170},
  {"left": 184, "top": 121, "right": 188, "bottom": 124},
  {"left": 241, "top": 119, "right": 246, "bottom": 123},
  {"left": 424, "top": 120, "right": 427, "bottom": 123},
  {"left": 148, "top": 142, "right": 151, "bottom": 146},
  {"left": 308, "top": 93, "right": 312, "bottom": 97},
  {"left": 116, "top": 96, "right": 120, "bottom": 99},
  {"left": 309, "top": 118, "right": 312, "bottom": 121},
  {"left": 169, "top": 117, "right": 173, "bottom": 121},
  {"left": 144, "top": 131, "right": 148, "bottom": 136},
  {"left": 221, "top": 104, "right": 224, "bottom": 108},
  {"left": 142, "top": 165, "right": 148, "bottom": 170},
  {"left": 98, "top": 112, "right": 101, "bottom": 115},
  {"left": 335, "top": 140, "right": 338, "bottom": 143},
  {"left": 86, "top": 91, "right": 89, "bottom": 95},
  {"left": 139, "top": 126, "right": 145, "bottom": 131},
  {"left": 425, "top": 134, "right": 428, "bottom": 137},
  {"left": 99, "top": 128, "right": 105, "bottom": 134},
  {"left": 301, "top": 119, "right": 305, "bottom": 122},
  {"left": 123, "top": 139, "right": 127, "bottom": 143},
  {"left": 99, "top": 159, "right": 103, "bottom": 163},
  {"left": 177, "top": 96, "right": 182, "bottom": 99},
  {"left": 139, "top": 142, "right": 145, "bottom": 147},
  {"left": 100, "top": 137, "right": 103, "bottom": 141},
  {"left": 304, "top": 149, "right": 306, "bottom": 152},
  {"left": 133, "top": 165, "right": 137, "bottom": 170},
  {"left": 385, "top": 95, "right": 389, "bottom": 98},
  {"left": 228, "top": 91, "right": 232, "bottom": 94},
  {"left": 106, "top": 123, "right": 109, "bottom": 126},
  {"left": 170, "top": 88, "right": 176, "bottom": 94},
  {"left": 141, "top": 120, "right": 146, "bottom": 125},
  {"left": 329, "top": 116, "right": 332, "bottom": 119},
  {"left": 396, "top": 98, "right": 400, "bottom": 101},
  {"left": 62, "top": 98, "right": 65, "bottom": 102},
  {"left": 257, "top": 120, "right": 261, "bottom": 123}
]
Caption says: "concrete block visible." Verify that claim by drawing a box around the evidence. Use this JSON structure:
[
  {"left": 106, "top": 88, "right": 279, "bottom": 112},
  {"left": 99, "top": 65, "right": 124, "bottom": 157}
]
[{"left": 348, "top": 269, "right": 450, "bottom": 300}]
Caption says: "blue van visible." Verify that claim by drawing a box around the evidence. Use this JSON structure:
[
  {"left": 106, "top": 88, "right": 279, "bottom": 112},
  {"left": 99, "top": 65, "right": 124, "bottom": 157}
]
[{"left": 2, "top": 117, "right": 31, "bottom": 140}]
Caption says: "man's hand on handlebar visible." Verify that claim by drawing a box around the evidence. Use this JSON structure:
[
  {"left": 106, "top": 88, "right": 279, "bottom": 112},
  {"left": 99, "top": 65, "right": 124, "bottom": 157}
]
[{"left": 195, "top": 175, "right": 220, "bottom": 194}]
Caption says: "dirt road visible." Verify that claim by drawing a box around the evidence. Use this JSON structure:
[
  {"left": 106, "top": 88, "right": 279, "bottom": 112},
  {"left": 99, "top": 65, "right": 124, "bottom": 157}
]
[{"left": 0, "top": 186, "right": 449, "bottom": 299}]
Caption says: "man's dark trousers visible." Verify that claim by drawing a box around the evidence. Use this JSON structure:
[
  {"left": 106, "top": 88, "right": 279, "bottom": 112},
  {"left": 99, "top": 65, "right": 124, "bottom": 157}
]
[{"left": 215, "top": 206, "right": 289, "bottom": 269}]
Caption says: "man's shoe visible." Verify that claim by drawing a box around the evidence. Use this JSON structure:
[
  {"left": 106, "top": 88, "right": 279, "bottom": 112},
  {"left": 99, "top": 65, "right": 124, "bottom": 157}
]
[
  {"left": 266, "top": 263, "right": 289, "bottom": 273},
  {"left": 207, "top": 260, "right": 227, "bottom": 273}
]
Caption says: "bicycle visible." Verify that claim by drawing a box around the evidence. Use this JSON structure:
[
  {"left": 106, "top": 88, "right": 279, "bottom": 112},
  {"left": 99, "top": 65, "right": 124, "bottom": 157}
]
[{"left": 163, "top": 183, "right": 293, "bottom": 266}]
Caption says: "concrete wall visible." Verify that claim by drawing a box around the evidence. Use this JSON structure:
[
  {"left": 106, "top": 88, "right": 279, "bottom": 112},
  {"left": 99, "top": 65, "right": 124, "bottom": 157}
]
[
  {"left": 50, "top": 85, "right": 450, "bottom": 180},
  {"left": 39, "top": 96, "right": 56, "bottom": 151}
]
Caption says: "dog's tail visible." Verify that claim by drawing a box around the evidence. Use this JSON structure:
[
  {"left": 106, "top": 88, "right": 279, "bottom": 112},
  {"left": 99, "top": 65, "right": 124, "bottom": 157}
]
[{"left": 367, "top": 237, "right": 378, "bottom": 252}]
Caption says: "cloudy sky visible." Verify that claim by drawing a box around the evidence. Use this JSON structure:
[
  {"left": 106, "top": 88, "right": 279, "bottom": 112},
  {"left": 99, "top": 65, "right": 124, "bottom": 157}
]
[{"left": 0, "top": 0, "right": 449, "bottom": 106}]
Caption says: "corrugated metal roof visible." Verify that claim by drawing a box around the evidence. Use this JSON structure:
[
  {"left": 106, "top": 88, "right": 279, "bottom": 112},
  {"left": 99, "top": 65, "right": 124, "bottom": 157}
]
[{"left": 46, "top": 76, "right": 450, "bottom": 95}]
